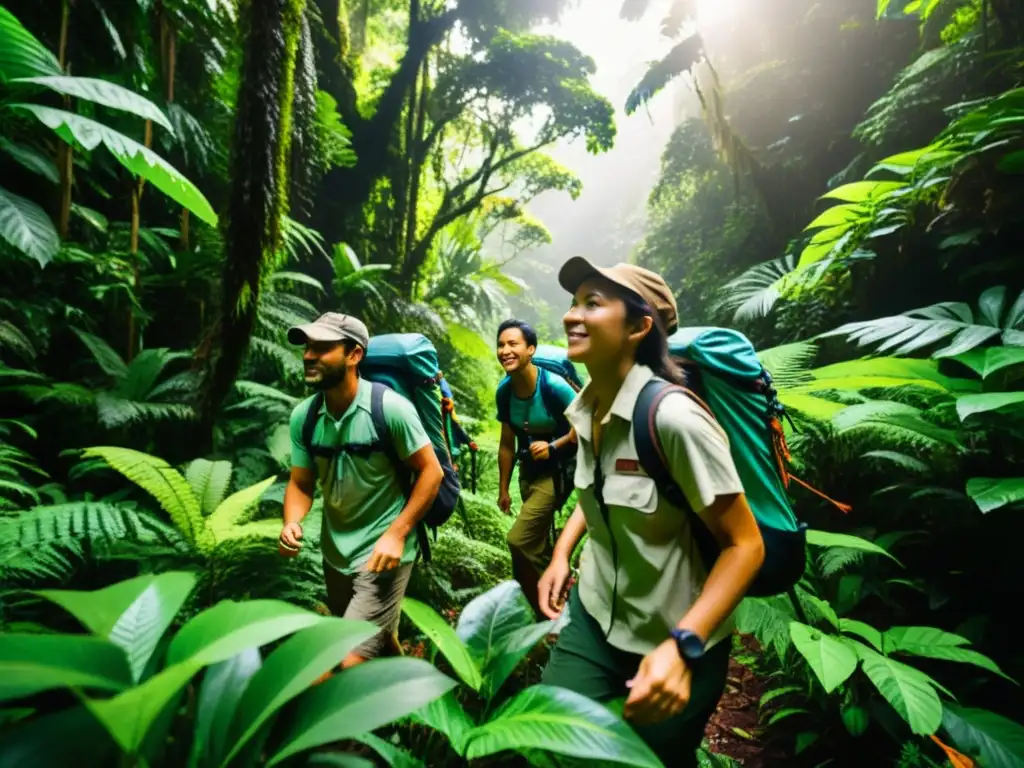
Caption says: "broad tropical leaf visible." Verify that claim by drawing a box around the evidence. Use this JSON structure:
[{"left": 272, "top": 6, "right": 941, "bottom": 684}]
[
  {"left": 206, "top": 476, "right": 276, "bottom": 541},
  {"left": 267, "top": 658, "right": 458, "bottom": 765},
  {"left": 821, "top": 181, "right": 906, "bottom": 203},
  {"left": 12, "top": 76, "right": 173, "bottom": 131},
  {"left": 402, "top": 597, "right": 483, "bottom": 691},
  {"left": 0, "top": 6, "right": 62, "bottom": 81},
  {"left": 222, "top": 619, "right": 379, "bottom": 764},
  {"left": 884, "top": 627, "right": 1013, "bottom": 682},
  {"left": 856, "top": 644, "right": 943, "bottom": 735},
  {"left": 81, "top": 447, "right": 205, "bottom": 547},
  {"left": 11, "top": 104, "right": 218, "bottom": 225},
  {"left": 72, "top": 328, "right": 130, "bottom": 378},
  {"left": 0, "top": 633, "right": 132, "bottom": 702},
  {"left": 956, "top": 392, "right": 1024, "bottom": 421},
  {"left": 952, "top": 346, "right": 1024, "bottom": 379},
  {"left": 966, "top": 477, "right": 1024, "bottom": 513},
  {"left": 0, "top": 185, "right": 59, "bottom": 268},
  {"left": 462, "top": 684, "right": 663, "bottom": 766},
  {"left": 482, "top": 620, "right": 555, "bottom": 701},
  {"left": 0, "top": 137, "right": 58, "bottom": 182},
  {"left": 456, "top": 581, "right": 535, "bottom": 670},
  {"left": 839, "top": 619, "right": 883, "bottom": 651},
  {"left": 788, "top": 623, "right": 858, "bottom": 694},
  {"left": 942, "top": 704, "right": 1024, "bottom": 768},
  {"left": 191, "top": 648, "right": 262, "bottom": 768},
  {"left": 412, "top": 692, "right": 476, "bottom": 755},
  {"left": 793, "top": 358, "right": 979, "bottom": 395}
]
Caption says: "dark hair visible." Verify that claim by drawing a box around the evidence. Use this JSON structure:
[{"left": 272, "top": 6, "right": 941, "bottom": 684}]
[
  {"left": 620, "top": 291, "right": 686, "bottom": 386},
  {"left": 496, "top": 318, "right": 538, "bottom": 348}
]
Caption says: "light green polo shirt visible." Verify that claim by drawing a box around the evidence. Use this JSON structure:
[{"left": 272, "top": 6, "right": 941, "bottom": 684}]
[
  {"left": 564, "top": 363, "right": 744, "bottom": 655},
  {"left": 289, "top": 378, "right": 431, "bottom": 575},
  {"left": 505, "top": 371, "right": 577, "bottom": 435}
]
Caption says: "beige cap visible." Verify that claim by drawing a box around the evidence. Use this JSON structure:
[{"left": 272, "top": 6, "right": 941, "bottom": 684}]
[
  {"left": 287, "top": 312, "right": 370, "bottom": 348},
  {"left": 558, "top": 257, "right": 679, "bottom": 333}
]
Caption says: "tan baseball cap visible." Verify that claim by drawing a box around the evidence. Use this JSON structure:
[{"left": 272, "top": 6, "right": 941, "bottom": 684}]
[
  {"left": 558, "top": 257, "right": 679, "bottom": 333},
  {"left": 287, "top": 312, "right": 370, "bottom": 348}
]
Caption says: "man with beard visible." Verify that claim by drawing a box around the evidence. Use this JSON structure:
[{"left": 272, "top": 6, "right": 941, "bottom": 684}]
[
  {"left": 280, "top": 313, "right": 443, "bottom": 668},
  {"left": 496, "top": 319, "right": 577, "bottom": 617}
]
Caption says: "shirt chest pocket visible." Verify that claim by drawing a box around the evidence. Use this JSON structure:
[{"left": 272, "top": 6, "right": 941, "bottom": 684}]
[{"left": 600, "top": 472, "right": 659, "bottom": 515}]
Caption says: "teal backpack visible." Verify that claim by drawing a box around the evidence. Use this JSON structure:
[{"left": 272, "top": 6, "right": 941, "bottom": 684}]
[
  {"left": 301, "top": 333, "right": 461, "bottom": 561},
  {"left": 496, "top": 345, "right": 582, "bottom": 503},
  {"left": 631, "top": 327, "right": 849, "bottom": 598}
]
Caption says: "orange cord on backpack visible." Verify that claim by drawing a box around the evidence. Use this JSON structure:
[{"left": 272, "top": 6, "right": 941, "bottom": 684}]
[{"left": 771, "top": 417, "right": 852, "bottom": 515}]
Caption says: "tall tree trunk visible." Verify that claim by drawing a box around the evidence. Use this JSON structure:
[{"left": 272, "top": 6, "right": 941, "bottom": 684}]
[
  {"left": 197, "top": 0, "right": 308, "bottom": 451},
  {"left": 56, "top": 0, "right": 74, "bottom": 239},
  {"left": 403, "top": 59, "right": 429, "bottom": 277}
]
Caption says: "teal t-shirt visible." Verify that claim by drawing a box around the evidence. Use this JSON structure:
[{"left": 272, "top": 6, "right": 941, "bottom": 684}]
[
  {"left": 500, "top": 370, "right": 577, "bottom": 437},
  {"left": 290, "top": 378, "right": 431, "bottom": 574}
]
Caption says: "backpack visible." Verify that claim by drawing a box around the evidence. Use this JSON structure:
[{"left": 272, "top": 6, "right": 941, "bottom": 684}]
[
  {"left": 496, "top": 345, "right": 582, "bottom": 504},
  {"left": 301, "top": 333, "right": 461, "bottom": 562},
  {"left": 631, "top": 326, "right": 851, "bottom": 598}
]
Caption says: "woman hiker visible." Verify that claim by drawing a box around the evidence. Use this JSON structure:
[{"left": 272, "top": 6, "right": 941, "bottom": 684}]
[
  {"left": 495, "top": 319, "right": 577, "bottom": 618},
  {"left": 537, "top": 258, "right": 765, "bottom": 766}
]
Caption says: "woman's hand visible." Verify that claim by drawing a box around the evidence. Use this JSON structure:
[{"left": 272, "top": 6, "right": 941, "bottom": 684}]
[
  {"left": 529, "top": 441, "right": 550, "bottom": 461},
  {"left": 537, "top": 556, "right": 571, "bottom": 619},
  {"left": 279, "top": 522, "right": 303, "bottom": 557},
  {"left": 498, "top": 490, "right": 512, "bottom": 514},
  {"left": 623, "top": 638, "right": 692, "bottom": 725}
]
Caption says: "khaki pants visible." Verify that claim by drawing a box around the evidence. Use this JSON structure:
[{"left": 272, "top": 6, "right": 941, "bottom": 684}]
[
  {"left": 507, "top": 475, "right": 559, "bottom": 615},
  {"left": 323, "top": 561, "right": 413, "bottom": 660}
]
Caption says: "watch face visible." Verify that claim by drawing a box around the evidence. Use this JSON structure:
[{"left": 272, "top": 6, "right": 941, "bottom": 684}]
[{"left": 674, "top": 630, "right": 705, "bottom": 660}]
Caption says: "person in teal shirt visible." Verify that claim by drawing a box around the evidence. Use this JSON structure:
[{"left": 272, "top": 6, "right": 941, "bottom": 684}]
[
  {"left": 495, "top": 319, "right": 577, "bottom": 617},
  {"left": 280, "top": 313, "right": 443, "bottom": 672}
]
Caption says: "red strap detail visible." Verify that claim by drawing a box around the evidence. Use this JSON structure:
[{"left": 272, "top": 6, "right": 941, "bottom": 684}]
[{"left": 770, "top": 417, "right": 851, "bottom": 514}]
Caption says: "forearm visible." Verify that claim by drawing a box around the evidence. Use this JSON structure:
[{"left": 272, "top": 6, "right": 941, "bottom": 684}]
[
  {"left": 283, "top": 480, "right": 314, "bottom": 525},
  {"left": 551, "top": 427, "right": 577, "bottom": 452},
  {"left": 388, "top": 464, "right": 443, "bottom": 538},
  {"left": 552, "top": 505, "right": 587, "bottom": 562},
  {"left": 498, "top": 444, "right": 514, "bottom": 494},
  {"left": 676, "top": 529, "right": 764, "bottom": 642}
]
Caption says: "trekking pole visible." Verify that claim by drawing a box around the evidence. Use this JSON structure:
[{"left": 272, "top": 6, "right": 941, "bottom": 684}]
[{"left": 470, "top": 447, "right": 477, "bottom": 495}]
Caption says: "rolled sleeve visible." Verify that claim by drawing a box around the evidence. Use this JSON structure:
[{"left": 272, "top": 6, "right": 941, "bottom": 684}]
[
  {"left": 289, "top": 401, "right": 316, "bottom": 470},
  {"left": 655, "top": 392, "right": 743, "bottom": 513}
]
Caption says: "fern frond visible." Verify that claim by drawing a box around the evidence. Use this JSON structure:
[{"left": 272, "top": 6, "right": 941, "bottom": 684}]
[
  {"left": 95, "top": 394, "right": 195, "bottom": 428},
  {"left": 185, "top": 459, "right": 234, "bottom": 516},
  {"left": 735, "top": 595, "right": 797, "bottom": 660},
  {"left": 819, "top": 547, "right": 866, "bottom": 578},
  {"left": 80, "top": 447, "right": 206, "bottom": 547},
  {"left": 207, "top": 476, "right": 277, "bottom": 541},
  {"left": 11, "top": 382, "right": 95, "bottom": 405},
  {"left": 832, "top": 401, "right": 963, "bottom": 449},
  {"left": 716, "top": 255, "right": 798, "bottom": 322},
  {"left": 215, "top": 518, "right": 280, "bottom": 543},
  {"left": 262, "top": 289, "right": 320, "bottom": 320},
  {"left": 233, "top": 380, "right": 299, "bottom": 405},
  {"left": 1, "top": 542, "right": 81, "bottom": 585},
  {"left": 3, "top": 501, "right": 182, "bottom": 549},
  {"left": 249, "top": 337, "right": 302, "bottom": 374},
  {"left": 146, "top": 370, "right": 200, "bottom": 400},
  {"left": 0, "top": 319, "right": 34, "bottom": 361},
  {"left": 115, "top": 349, "right": 188, "bottom": 400},
  {"left": 758, "top": 342, "right": 817, "bottom": 389},
  {"left": 72, "top": 327, "right": 129, "bottom": 379},
  {"left": 794, "top": 358, "right": 980, "bottom": 396}
]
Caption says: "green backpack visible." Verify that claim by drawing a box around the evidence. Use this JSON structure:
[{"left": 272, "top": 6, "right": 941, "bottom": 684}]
[
  {"left": 301, "top": 333, "right": 461, "bottom": 560},
  {"left": 631, "top": 327, "right": 849, "bottom": 597}
]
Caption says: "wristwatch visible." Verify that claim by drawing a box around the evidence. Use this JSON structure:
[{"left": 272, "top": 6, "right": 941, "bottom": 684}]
[{"left": 670, "top": 628, "right": 706, "bottom": 664}]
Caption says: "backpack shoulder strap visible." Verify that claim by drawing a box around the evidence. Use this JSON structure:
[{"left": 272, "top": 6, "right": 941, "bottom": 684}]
[
  {"left": 496, "top": 378, "right": 513, "bottom": 424},
  {"left": 369, "top": 382, "right": 401, "bottom": 468},
  {"left": 633, "top": 379, "right": 688, "bottom": 509},
  {"left": 301, "top": 392, "right": 326, "bottom": 457},
  {"left": 537, "top": 368, "right": 570, "bottom": 434}
]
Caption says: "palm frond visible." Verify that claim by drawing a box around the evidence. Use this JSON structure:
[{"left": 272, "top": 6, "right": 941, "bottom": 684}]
[
  {"left": 758, "top": 342, "right": 818, "bottom": 389},
  {"left": 716, "top": 255, "right": 797, "bottom": 322},
  {"left": 625, "top": 34, "right": 704, "bottom": 115},
  {"left": 832, "top": 401, "right": 963, "bottom": 449},
  {"left": 249, "top": 337, "right": 302, "bottom": 374},
  {"left": 233, "top": 380, "right": 299, "bottom": 405},
  {"left": 95, "top": 393, "right": 195, "bottom": 428},
  {"left": 792, "top": 358, "right": 980, "bottom": 396}
]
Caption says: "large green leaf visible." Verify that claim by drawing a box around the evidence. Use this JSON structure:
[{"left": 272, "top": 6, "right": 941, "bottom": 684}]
[
  {"left": 0, "top": 137, "right": 58, "bottom": 182},
  {"left": 966, "top": 477, "right": 1024, "bottom": 513},
  {"left": 456, "top": 581, "right": 535, "bottom": 670},
  {"left": 806, "top": 530, "right": 902, "bottom": 565},
  {"left": 804, "top": 203, "right": 867, "bottom": 231},
  {"left": 82, "top": 446, "right": 205, "bottom": 547},
  {"left": 482, "top": 620, "right": 555, "bottom": 701},
  {"left": 788, "top": 623, "right": 858, "bottom": 694},
  {"left": 354, "top": 733, "right": 425, "bottom": 768},
  {"left": 222, "top": 619, "right": 379, "bottom": 765},
  {"left": 462, "top": 685, "right": 663, "bottom": 767},
  {"left": 191, "top": 649, "right": 262, "bottom": 768},
  {"left": 820, "top": 181, "right": 906, "bottom": 203},
  {"left": 11, "top": 104, "right": 217, "bottom": 225},
  {"left": 952, "top": 346, "right": 1024, "bottom": 379},
  {"left": 268, "top": 657, "right": 458, "bottom": 765},
  {"left": 0, "top": 6, "right": 62, "bottom": 81},
  {"left": 402, "top": 597, "right": 483, "bottom": 691},
  {"left": 85, "top": 659, "right": 200, "bottom": 754},
  {"left": 839, "top": 619, "right": 883, "bottom": 652},
  {"left": 0, "top": 633, "right": 132, "bottom": 702},
  {"left": 412, "top": 691, "right": 476, "bottom": 755},
  {"left": 942, "top": 704, "right": 1024, "bottom": 768},
  {"left": 794, "top": 357, "right": 979, "bottom": 395},
  {"left": 883, "top": 627, "right": 1013, "bottom": 682},
  {"left": 185, "top": 458, "right": 234, "bottom": 516},
  {"left": 0, "top": 185, "right": 59, "bottom": 268},
  {"left": 168, "top": 599, "right": 325, "bottom": 667},
  {"left": 35, "top": 571, "right": 197, "bottom": 681},
  {"left": 856, "top": 644, "right": 943, "bottom": 735},
  {"left": 956, "top": 392, "right": 1024, "bottom": 421},
  {"left": 0, "top": 704, "right": 118, "bottom": 768},
  {"left": 12, "top": 77, "right": 173, "bottom": 131}
]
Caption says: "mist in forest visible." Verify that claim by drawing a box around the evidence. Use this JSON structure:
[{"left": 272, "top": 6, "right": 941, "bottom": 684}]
[{"left": 501, "top": 1, "right": 684, "bottom": 316}]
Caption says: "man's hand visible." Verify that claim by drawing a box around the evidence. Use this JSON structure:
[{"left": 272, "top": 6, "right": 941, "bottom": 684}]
[
  {"left": 623, "top": 639, "right": 692, "bottom": 726},
  {"left": 366, "top": 529, "right": 406, "bottom": 573},
  {"left": 279, "top": 522, "right": 303, "bottom": 557},
  {"left": 537, "top": 556, "right": 572, "bottom": 620},
  {"left": 529, "top": 440, "right": 550, "bottom": 461},
  {"left": 498, "top": 490, "right": 512, "bottom": 514}
]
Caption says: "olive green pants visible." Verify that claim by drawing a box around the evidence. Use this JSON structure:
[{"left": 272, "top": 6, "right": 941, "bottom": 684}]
[
  {"left": 543, "top": 588, "right": 730, "bottom": 767},
  {"left": 507, "top": 474, "right": 558, "bottom": 572}
]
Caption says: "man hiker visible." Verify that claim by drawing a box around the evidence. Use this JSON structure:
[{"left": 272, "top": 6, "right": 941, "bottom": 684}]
[
  {"left": 495, "top": 319, "right": 577, "bottom": 617},
  {"left": 280, "top": 312, "right": 443, "bottom": 669}
]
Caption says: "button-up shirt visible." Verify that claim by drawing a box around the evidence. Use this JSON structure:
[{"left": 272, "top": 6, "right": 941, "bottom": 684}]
[{"left": 564, "top": 363, "right": 744, "bottom": 655}]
